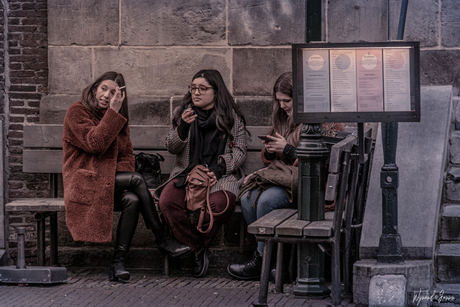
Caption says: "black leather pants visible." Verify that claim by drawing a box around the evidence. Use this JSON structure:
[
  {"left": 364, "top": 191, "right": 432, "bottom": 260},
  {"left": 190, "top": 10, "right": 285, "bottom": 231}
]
[{"left": 114, "top": 172, "right": 164, "bottom": 251}]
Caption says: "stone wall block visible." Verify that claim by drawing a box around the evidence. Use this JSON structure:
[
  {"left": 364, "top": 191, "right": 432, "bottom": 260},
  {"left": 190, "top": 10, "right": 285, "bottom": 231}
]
[
  {"left": 48, "top": 0, "right": 118, "bottom": 46},
  {"left": 328, "top": 0, "right": 387, "bottom": 43},
  {"left": 228, "top": 0, "right": 305, "bottom": 46},
  {"left": 236, "top": 97, "right": 272, "bottom": 126},
  {"left": 39, "top": 95, "right": 79, "bottom": 124},
  {"left": 440, "top": 205, "right": 460, "bottom": 241},
  {"left": 442, "top": 24, "right": 460, "bottom": 48},
  {"left": 388, "top": 0, "right": 438, "bottom": 47},
  {"left": 233, "top": 48, "right": 291, "bottom": 96},
  {"left": 48, "top": 47, "right": 92, "bottom": 95},
  {"left": 94, "top": 48, "right": 231, "bottom": 96},
  {"left": 129, "top": 97, "right": 170, "bottom": 125},
  {"left": 445, "top": 180, "right": 460, "bottom": 201},
  {"left": 420, "top": 50, "right": 460, "bottom": 92},
  {"left": 450, "top": 131, "right": 460, "bottom": 164},
  {"left": 442, "top": 0, "right": 460, "bottom": 23},
  {"left": 122, "top": 0, "right": 226, "bottom": 46}
]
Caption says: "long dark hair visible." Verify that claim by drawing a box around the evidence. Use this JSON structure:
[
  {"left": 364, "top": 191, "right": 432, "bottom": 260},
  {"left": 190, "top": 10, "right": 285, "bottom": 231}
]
[
  {"left": 81, "top": 71, "right": 129, "bottom": 122},
  {"left": 270, "top": 72, "right": 301, "bottom": 147},
  {"left": 173, "top": 69, "right": 247, "bottom": 141}
]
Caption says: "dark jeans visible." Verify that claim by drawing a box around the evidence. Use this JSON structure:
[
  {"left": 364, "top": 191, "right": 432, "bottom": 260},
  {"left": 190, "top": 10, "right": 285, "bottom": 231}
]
[{"left": 158, "top": 179, "right": 236, "bottom": 252}]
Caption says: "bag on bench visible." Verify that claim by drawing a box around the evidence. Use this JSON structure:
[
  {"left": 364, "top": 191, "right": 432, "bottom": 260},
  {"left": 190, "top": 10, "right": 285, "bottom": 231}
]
[{"left": 134, "top": 152, "right": 164, "bottom": 189}]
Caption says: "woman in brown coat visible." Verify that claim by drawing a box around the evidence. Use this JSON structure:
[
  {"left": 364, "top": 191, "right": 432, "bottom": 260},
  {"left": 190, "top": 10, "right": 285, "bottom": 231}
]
[{"left": 62, "top": 71, "right": 190, "bottom": 282}]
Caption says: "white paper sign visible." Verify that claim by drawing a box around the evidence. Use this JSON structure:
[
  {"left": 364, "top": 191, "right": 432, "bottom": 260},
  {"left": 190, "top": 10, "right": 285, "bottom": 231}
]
[
  {"left": 383, "top": 48, "right": 411, "bottom": 111},
  {"left": 330, "top": 49, "right": 357, "bottom": 112},
  {"left": 302, "top": 49, "right": 330, "bottom": 112}
]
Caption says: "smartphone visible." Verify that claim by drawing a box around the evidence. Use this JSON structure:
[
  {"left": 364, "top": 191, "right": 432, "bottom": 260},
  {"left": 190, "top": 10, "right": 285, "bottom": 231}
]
[{"left": 257, "top": 135, "right": 271, "bottom": 142}]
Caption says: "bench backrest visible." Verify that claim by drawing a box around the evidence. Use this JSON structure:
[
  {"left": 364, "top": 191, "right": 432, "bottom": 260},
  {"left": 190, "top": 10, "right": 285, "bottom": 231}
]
[{"left": 23, "top": 124, "right": 272, "bottom": 175}]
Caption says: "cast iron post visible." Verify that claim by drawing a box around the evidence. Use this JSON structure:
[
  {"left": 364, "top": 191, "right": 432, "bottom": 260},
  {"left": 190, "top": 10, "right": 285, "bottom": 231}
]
[
  {"left": 377, "top": 123, "right": 404, "bottom": 263},
  {"left": 377, "top": 0, "right": 409, "bottom": 264},
  {"left": 293, "top": 123, "right": 331, "bottom": 296}
]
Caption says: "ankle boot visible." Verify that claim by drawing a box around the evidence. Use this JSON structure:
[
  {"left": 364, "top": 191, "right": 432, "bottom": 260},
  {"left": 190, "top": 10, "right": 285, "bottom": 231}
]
[
  {"left": 192, "top": 246, "right": 209, "bottom": 278},
  {"left": 109, "top": 249, "right": 130, "bottom": 282},
  {"left": 152, "top": 223, "right": 191, "bottom": 258},
  {"left": 227, "top": 250, "right": 263, "bottom": 280}
]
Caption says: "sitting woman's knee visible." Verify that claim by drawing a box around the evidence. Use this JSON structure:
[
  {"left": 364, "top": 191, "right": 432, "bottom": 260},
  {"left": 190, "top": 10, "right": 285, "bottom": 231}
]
[{"left": 119, "top": 192, "right": 140, "bottom": 212}]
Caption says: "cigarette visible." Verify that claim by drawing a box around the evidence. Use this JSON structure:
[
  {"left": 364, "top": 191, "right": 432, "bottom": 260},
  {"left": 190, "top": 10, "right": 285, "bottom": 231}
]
[{"left": 119, "top": 86, "right": 126, "bottom": 90}]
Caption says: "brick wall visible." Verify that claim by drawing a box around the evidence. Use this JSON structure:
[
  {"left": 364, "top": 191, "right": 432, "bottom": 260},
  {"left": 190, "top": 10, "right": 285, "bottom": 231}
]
[{"left": 5, "top": 0, "right": 48, "bottom": 264}]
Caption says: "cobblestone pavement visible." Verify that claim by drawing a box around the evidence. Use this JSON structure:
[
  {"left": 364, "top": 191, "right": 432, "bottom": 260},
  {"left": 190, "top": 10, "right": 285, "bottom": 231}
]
[{"left": 0, "top": 267, "right": 354, "bottom": 307}]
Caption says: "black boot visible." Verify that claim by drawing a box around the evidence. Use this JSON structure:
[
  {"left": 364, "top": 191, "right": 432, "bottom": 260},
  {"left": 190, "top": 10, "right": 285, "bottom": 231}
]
[
  {"left": 227, "top": 250, "right": 263, "bottom": 280},
  {"left": 109, "top": 248, "right": 130, "bottom": 282},
  {"left": 115, "top": 172, "right": 191, "bottom": 258},
  {"left": 192, "top": 247, "right": 209, "bottom": 278},
  {"left": 152, "top": 223, "right": 191, "bottom": 258}
]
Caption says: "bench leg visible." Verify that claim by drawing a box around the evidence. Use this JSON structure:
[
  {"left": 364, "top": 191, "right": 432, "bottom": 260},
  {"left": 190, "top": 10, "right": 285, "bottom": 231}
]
[
  {"left": 49, "top": 213, "right": 58, "bottom": 266},
  {"left": 275, "top": 242, "right": 283, "bottom": 293},
  {"left": 239, "top": 214, "right": 245, "bottom": 254},
  {"left": 163, "top": 255, "right": 170, "bottom": 277},
  {"left": 252, "top": 238, "right": 273, "bottom": 307},
  {"left": 36, "top": 219, "right": 45, "bottom": 266},
  {"left": 331, "top": 242, "right": 341, "bottom": 307}
]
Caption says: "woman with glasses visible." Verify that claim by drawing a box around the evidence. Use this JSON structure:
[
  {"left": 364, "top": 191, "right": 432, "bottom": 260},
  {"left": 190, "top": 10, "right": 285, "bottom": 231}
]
[
  {"left": 62, "top": 71, "right": 190, "bottom": 283},
  {"left": 155, "top": 69, "right": 248, "bottom": 278}
]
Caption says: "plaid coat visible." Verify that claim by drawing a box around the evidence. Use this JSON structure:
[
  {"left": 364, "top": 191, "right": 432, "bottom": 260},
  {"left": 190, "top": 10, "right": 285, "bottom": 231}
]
[{"left": 155, "top": 108, "right": 247, "bottom": 198}]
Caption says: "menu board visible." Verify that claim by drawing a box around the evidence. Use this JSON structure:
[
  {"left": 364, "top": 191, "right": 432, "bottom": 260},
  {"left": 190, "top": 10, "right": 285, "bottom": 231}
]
[
  {"left": 301, "top": 47, "right": 412, "bottom": 113},
  {"left": 294, "top": 42, "right": 419, "bottom": 122}
]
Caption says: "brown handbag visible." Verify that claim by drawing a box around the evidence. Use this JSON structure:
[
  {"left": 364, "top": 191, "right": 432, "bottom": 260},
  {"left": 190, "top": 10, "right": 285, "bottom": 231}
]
[{"left": 185, "top": 165, "right": 230, "bottom": 234}]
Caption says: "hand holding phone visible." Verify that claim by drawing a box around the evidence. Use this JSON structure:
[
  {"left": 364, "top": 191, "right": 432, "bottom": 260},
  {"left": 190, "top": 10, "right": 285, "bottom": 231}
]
[{"left": 257, "top": 135, "right": 271, "bottom": 142}]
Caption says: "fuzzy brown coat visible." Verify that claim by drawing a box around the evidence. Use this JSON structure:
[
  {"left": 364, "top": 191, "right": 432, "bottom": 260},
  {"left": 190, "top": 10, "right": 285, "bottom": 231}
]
[{"left": 62, "top": 101, "right": 135, "bottom": 243}]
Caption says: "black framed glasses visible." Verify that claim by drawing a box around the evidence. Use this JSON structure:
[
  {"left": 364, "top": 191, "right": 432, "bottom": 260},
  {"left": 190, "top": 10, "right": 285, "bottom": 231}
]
[{"left": 188, "top": 85, "right": 213, "bottom": 95}]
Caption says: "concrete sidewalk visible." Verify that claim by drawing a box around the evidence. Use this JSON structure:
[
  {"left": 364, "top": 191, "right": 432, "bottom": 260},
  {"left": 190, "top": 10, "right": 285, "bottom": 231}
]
[{"left": 0, "top": 267, "right": 354, "bottom": 307}]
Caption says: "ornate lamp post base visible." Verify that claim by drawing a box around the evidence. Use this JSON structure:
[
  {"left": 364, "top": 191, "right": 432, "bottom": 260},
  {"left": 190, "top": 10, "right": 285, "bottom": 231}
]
[{"left": 294, "top": 124, "right": 330, "bottom": 296}]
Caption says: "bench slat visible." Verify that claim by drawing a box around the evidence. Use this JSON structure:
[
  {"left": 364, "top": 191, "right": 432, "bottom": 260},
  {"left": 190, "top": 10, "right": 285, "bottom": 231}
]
[
  {"left": 303, "top": 220, "right": 334, "bottom": 237},
  {"left": 247, "top": 208, "right": 297, "bottom": 235},
  {"left": 6, "top": 198, "right": 65, "bottom": 212},
  {"left": 276, "top": 215, "right": 310, "bottom": 236}
]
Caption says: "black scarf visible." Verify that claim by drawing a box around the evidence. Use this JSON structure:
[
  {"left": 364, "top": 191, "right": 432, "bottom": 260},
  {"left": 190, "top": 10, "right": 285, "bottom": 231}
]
[{"left": 175, "top": 107, "right": 227, "bottom": 187}]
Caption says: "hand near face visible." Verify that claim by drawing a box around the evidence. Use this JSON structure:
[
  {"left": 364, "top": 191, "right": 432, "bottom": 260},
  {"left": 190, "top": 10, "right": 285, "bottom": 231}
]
[
  {"left": 264, "top": 133, "right": 287, "bottom": 154},
  {"left": 110, "top": 87, "right": 125, "bottom": 113},
  {"left": 182, "top": 108, "right": 197, "bottom": 124}
]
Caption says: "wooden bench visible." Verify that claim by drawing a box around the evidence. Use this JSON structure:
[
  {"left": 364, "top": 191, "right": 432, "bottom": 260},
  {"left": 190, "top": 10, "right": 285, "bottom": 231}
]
[
  {"left": 5, "top": 124, "right": 270, "bottom": 272},
  {"left": 247, "top": 128, "right": 374, "bottom": 307}
]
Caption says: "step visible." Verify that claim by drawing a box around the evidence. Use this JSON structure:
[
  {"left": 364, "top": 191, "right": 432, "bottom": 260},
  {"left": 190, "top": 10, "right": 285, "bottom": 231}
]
[
  {"left": 440, "top": 204, "right": 460, "bottom": 241},
  {"left": 437, "top": 243, "right": 460, "bottom": 283},
  {"left": 430, "top": 284, "right": 460, "bottom": 306}
]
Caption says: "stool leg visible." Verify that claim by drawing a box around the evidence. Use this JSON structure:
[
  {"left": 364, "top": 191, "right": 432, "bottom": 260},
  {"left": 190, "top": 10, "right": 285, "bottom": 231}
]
[
  {"left": 275, "top": 242, "right": 283, "bottom": 293},
  {"left": 252, "top": 238, "right": 273, "bottom": 307}
]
